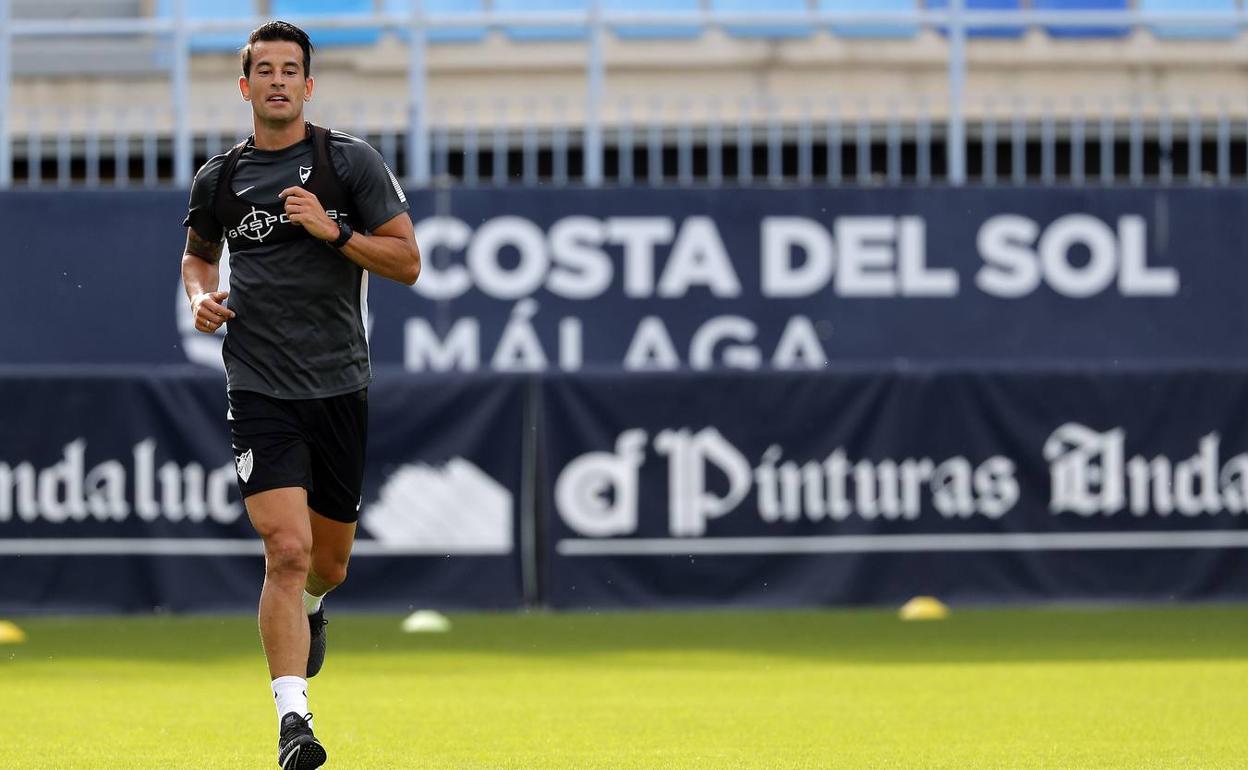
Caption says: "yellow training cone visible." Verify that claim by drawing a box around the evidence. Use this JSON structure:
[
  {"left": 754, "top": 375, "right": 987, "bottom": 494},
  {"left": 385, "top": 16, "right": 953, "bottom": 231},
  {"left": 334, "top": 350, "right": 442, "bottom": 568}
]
[
  {"left": 0, "top": 620, "right": 26, "bottom": 644},
  {"left": 898, "top": 596, "right": 949, "bottom": 621}
]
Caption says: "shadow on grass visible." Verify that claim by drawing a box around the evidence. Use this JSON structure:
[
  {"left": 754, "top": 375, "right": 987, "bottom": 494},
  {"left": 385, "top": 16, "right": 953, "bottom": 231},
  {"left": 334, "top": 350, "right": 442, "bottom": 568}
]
[{"left": 3, "top": 606, "right": 1248, "bottom": 666}]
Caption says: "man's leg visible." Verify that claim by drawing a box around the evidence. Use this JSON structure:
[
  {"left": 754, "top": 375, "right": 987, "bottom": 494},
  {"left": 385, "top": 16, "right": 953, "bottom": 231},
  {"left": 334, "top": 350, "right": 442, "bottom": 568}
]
[
  {"left": 307, "top": 509, "right": 355, "bottom": 599},
  {"left": 248, "top": 486, "right": 329, "bottom": 768},
  {"left": 230, "top": 390, "right": 328, "bottom": 768},
  {"left": 302, "top": 387, "right": 367, "bottom": 680},
  {"left": 302, "top": 510, "right": 356, "bottom": 679},
  {"left": 247, "top": 486, "right": 314, "bottom": 682}
]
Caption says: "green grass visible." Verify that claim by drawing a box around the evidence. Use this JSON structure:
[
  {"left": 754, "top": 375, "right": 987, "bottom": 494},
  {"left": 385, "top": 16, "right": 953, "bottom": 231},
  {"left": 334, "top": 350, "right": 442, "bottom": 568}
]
[{"left": 2, "top": 606, "right": 1248, "bottom": 768}]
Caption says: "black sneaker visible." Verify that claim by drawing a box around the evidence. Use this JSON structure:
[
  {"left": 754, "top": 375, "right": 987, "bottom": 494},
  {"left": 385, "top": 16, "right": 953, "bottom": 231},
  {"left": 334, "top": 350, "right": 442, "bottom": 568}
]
[
  {"left": 306, "top": 605, "right": 328, "bottom": 678},
  {"left": 277, "top": 712, "right": 326, "bottom": 770}
]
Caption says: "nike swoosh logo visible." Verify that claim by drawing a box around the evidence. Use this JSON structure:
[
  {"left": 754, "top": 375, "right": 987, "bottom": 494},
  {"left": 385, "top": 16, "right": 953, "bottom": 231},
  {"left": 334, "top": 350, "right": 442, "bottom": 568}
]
[{"left": 235, "top": 185, "right": 255, "bottom": 196}]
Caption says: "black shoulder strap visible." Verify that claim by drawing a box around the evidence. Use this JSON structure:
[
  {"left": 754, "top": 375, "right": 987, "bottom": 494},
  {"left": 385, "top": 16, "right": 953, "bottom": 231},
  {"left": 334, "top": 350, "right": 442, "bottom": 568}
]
[
  {"left": 311, "top": 124, "right": 332, "bottom": 169},
  {"left": 212, "top": 139, "right": 250, "bottom": 212},
  {"left": 310, "top": 123, "right": 349, "bottom": 193}
]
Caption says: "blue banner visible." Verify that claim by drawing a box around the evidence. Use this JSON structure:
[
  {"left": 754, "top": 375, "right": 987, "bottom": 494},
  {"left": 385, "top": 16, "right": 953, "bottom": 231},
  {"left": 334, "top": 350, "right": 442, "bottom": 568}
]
[
  {"left": 2, "top": 188, "right": 1242, "bottom": 370},
  {"left": 0, "top": 370, "right": 526, "bottom": 612},
  {"left": 8, "top": 366, "right": 1248, "bottom": 611},
  {"left": 7, "top": 186, "right": 1248, "bottom": 611},
  {"left": 541, "top": 368, "right": 1248, "bottom": 608}
]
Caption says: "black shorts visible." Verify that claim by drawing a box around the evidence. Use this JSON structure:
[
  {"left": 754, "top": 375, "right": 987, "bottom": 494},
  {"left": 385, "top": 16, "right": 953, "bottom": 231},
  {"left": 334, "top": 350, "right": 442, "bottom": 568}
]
[{"left": 227, "top": 387, "right": 368, "bottom": 524}]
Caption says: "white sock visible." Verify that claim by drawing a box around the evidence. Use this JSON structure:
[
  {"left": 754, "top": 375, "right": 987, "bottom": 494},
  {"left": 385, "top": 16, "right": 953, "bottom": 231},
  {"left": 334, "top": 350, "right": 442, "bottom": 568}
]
[
  {"left": 272, "top": 675, "right": 310, "bottom": 725},
  {"left": 302, "top": 590, "right": 323, "bottom": 615}
]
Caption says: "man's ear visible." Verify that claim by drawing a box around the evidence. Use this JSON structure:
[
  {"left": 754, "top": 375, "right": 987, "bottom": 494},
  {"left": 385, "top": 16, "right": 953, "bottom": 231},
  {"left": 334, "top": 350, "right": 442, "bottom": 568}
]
[
  {"left": 304, "top": 76, "right": 315, "bottom": 102},
  {"left": 240, "top": 75, "right": 251, "bottom": 102}
]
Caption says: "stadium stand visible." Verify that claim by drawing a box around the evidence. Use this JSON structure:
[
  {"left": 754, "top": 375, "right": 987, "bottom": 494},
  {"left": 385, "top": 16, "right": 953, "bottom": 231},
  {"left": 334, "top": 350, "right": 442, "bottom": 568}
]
[
  {"left": 819, "top": 0, "right": 918, "bottom": 39},
  {"left": 11, "top": 0, "right": 159, "bottom": 76},
  {"left": 155, "top": 0, "right": 257, "bottom": 53},
  {"left": 269, "top": 0, "right": 382, "bottom": 46},
  {"left": 1032, "top": 0, "right": 1130, "bottom": 39},
  {"left": 384, "top": 0, "right": 488, "bottom": 43},
  {"left": 711, "top": 0, "right": 813, "bottom": 39},
  {"left": 606, "top": 0, "right": 701, "bottom": 40},
  {"left": 1140, "top": 0, "right": 1238, "bottom": 40},
  {"left": 13, "top": 0, "right": 140, "bottom": 18},
  {"left": 4, "top": 2, "right": 1248, "bottom": 188},
  {"left": 928, "top": 0, "right": 1025, "bottom": 38},
  {"left": 494, "top": 0, "right": 588, "bottom": 41}
]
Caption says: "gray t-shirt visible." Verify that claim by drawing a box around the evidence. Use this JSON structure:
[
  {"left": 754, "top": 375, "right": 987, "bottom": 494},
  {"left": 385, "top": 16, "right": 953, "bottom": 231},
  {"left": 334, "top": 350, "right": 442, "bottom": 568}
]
[{"left": 184, "top": 130, "right": 409, "bottom": 399}]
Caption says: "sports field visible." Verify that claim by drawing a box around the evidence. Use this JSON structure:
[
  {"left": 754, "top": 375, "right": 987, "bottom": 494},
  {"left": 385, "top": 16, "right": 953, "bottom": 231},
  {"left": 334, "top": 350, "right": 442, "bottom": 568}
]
[{"left": 2, "top": 606, "right": 1246, "bottom": 769}]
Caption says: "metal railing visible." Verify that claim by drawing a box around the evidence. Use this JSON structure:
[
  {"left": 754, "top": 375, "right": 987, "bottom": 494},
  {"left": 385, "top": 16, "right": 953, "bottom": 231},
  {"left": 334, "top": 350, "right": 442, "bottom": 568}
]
[{"left": 1, "top": 1, "right": 1246, "bottom": 189}]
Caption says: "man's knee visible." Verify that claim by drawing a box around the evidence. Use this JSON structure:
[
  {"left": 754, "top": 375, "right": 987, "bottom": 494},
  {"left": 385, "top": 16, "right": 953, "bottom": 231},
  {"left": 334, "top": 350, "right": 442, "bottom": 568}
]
[
  {"left": 264, "top": 534, "right": 312, "bottom": 578},
  {"left": 311, "top": 559, "right": 348, "bottom": 590}
]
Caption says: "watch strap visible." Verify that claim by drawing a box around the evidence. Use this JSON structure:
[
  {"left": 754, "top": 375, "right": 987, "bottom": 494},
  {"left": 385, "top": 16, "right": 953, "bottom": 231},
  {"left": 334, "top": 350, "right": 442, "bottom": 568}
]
[{"left": 329, "top": 221, "right": 353, "bottom": 248}]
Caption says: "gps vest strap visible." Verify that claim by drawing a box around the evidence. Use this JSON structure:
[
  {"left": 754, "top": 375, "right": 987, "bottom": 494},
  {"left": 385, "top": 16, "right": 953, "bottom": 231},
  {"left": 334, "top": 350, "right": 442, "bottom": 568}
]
[{"left": 213, "top": 123, "right": 358, "bottom": 254}]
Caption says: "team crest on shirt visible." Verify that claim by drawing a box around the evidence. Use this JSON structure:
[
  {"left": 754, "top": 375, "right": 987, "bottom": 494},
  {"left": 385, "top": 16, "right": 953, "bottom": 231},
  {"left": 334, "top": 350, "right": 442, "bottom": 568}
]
[
  {"left": 236, "top": 448, "right": 254, "bottom": 483},
  {"left": 299, "top": 165, "right": 312, "bottom": 184}
]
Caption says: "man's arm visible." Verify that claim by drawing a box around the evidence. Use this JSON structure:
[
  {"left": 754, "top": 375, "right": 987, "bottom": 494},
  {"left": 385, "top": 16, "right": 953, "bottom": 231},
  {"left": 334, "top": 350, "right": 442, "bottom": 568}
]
[
  {"left": 336, "top": 211, "right": 421, "bottom": 286},
  {"left": 181, "top": 228, "right": 236, "bottom": 334},
  {"left": 280, "top": 187, "right": 421, "bottom": 286}
]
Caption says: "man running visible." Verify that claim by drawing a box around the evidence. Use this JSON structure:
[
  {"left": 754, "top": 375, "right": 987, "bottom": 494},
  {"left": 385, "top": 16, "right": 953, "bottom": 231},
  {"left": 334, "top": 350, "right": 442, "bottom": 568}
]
[{"left": 180, "top": 20, "right": 420, "bottom": 769}]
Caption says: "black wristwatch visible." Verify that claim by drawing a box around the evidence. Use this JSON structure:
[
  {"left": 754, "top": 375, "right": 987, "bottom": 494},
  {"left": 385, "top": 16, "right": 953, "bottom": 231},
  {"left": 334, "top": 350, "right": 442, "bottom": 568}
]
[{"left": 329, "top": 221, "right": 353, "bottom": 249}]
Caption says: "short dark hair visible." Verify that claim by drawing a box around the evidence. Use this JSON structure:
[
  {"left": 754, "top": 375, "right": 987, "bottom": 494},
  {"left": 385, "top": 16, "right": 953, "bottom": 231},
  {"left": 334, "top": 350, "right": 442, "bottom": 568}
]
[{"left": 241, "top": 21, "right": 313, "bottom": 78}]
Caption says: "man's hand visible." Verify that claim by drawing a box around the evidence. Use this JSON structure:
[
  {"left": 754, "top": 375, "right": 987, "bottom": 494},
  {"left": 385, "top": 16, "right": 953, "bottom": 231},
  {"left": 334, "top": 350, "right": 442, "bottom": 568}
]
[
  {"left": 279, "top": 186, "right": 340, "bottom": 241},
  {"left": 191, "top": 290, "right": 235, "bottom": 334}
]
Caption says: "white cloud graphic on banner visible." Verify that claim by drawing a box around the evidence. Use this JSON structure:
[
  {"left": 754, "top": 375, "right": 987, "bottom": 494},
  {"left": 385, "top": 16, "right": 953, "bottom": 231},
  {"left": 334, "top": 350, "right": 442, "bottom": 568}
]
[{"left": 360, "top": 459, "right": 512, "bottom": 554}]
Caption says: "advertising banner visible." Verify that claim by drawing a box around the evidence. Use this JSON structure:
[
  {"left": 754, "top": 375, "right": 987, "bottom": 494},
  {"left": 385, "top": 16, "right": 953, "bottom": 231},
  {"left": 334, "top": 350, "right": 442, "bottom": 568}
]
[
  {"left": 2, "top": 188, "right": 1241, "bottom": 370},
  {"left": 542, "top": 369, "right": 1248, "bottom": 608},
  {"left": 0, "top": 370, "right": 526, "bottom": 612},
  {"left": 7, "top": 186, "right": 1248, "bottom": 610}
]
